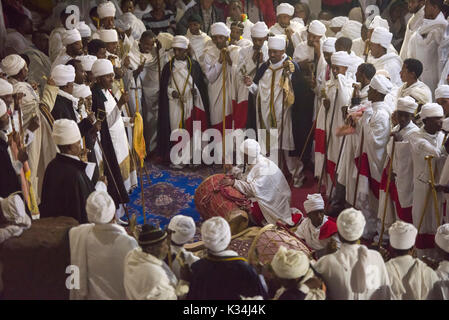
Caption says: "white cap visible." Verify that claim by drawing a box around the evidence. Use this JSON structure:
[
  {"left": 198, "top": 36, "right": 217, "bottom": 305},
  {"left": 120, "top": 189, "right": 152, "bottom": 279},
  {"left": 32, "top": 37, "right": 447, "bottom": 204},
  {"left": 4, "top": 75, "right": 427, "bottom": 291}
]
[
  {"left": 77, "top": 55, "right": 97, "bottom": 72},
  {"left": 340, "top": 20, "right": 362, "bottom": 40},
  {"left": 72, "top": 84, "right": 92, "bottom": 99},
  {"left": 211, "top": 22, "right": 231, "bottom": 37},
  {"left": 331, "top": 51, "right": 352, "bottom": 68},
  {"left": 420, "top": 103, "right": 444, "bottom": 120},
  {"left": 168, "top": 215, "right": 196, "bottom": 245},
  {"left": 52, "top": 119, "right": 82, "bottom": 145},
  {"left": 62, "top": 28, "right": 82, "bottom": 46},
  {"left": 271, "top": 246, "right": 310, "bottom": 279},
  {"left": 369, "top": 15, "right": 389, "bottom": 30},
  {"left": 251, "top": 21, "right": 269, "bottom": 38},
  {"left": 91, "top": 59, "right": 114, "bottom": 77},
  {"left": 1, "top": 54, "right": 26, "bottom": 76},
  {"left": 323, "top": 37, "right": 336, "bottom": 53},
  {"left": 99, "top": 29, "right": 118, "bottom": 43},
  {"left": 77, "top": 21, "right": 92, "bottom": 38},
  {"left": 330, "top": 16, "right": 349, "bottom": 28},
  {"left": 435, "top": 223, "right": 449, "bottom": 253},
  {"left": 308, "top": 20, "right": 327, "bottom": 37},
  {"left": 0, "top": 194, "right": 31, "bottom": 227},
  {"left": 388, "top": 221, "right": 417, "bottom": 250},
  {"left": 86, "top": 191, "right": 116, "bottom": 224},
  {"left": 172, "top": 35, "right": 189, "bottom": 49},
  {"left": 435, "top": 85, "right": 449, "bottom": 100},
  {"left": 240, "top": 139, "right": 261, "bottom": 159},
  {"left": 370, "top": 27, "right": 392, "bottom": 49},
  {"left": 51, "top": 64, "right": 76, "bottom": 87},
  {"left": 0, "top": 98, "right": 7, "bottom": 117},
  {"left": 337, "top": 208, "right": 366, "bottom": 241},
  {"left": 397, "top": 96, "right": 418, "bottom": 114},
  {"left": 268, "top": 35, "right": 286, "bottom": 50},
  {"left": 303, "top": 194, "right": 325, "bottom": 214},
  {"left": 0, "top": 78, "right": 13, "bottom": 96},
  {"left": 97, "top": 1, "right": 116, "bottom": 19},
  {"left": 276, "top": 3, "right": 294, "bottom": 16},
  {"left": 370, "top": 74, "right": 393, "bottom": 95},
  {"left": 201, "top": 217, "right": 231, "bottom": 253}
]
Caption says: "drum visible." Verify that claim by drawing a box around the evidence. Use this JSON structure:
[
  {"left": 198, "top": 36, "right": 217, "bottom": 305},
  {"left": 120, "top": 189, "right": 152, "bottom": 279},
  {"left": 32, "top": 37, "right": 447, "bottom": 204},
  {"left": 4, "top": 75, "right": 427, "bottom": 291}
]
[{"left": 194, "top": 174, "right": 250, "bottom": 235}]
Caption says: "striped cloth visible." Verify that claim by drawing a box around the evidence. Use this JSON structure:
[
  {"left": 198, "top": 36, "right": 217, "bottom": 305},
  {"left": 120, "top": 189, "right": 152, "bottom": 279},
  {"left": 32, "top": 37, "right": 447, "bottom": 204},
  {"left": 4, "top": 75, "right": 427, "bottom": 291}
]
[{"left": 142, "top": 10, "right": 176, "bottom": 35}]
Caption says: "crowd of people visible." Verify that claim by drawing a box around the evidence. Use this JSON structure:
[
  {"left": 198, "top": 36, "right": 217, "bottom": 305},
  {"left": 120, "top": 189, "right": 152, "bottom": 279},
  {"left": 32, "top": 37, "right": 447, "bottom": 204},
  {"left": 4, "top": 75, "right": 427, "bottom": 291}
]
[{"left": 1, "top": 0, "right": 449, "bottom": 300}]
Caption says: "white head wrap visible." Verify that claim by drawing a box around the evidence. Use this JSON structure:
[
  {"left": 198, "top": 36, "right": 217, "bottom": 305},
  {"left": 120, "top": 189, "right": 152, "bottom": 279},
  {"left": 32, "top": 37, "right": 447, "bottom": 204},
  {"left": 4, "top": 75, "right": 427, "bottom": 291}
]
[
  {"left": 271, "top": 246, "right": 310, "bottom": 279},
  {"left": 168, "top": 215, "right": 196, "bottom": 245},
  {"left": 388, "top": 221, "right": 417, "bottom": 250},
  {"left": 52, "top": 119, "right": 82, "bottom": 145},
  {"left": 91, "top": 59, "right": 114, "bottom": 77},
  {"left": 370, "top": 27, "right": 392, "bottom": 49},
  {"left": 303, "top": 194, "right": 324, "bottom": 214},
  {"left": 251, "top": 21, "right": 269, "bottom": 38},
  {"left": 97, "top": 1, "right": 116, "bottom": 19},
  {"left": 340, "top": 20, "right": 362, "bottom": 40},
  {"left": 211, "top": 22, "right": 231, "bottom": 37},
  {"left": 99, "top": 29, "right": 118, "bottom": 43},
  {"left": 77, "top": 55, "right": 97, "bottom": 72},
  {"left": 435, "top": 85, "right": 449, "bottom": 100},
  {"left": 268, "top": 35, "right": 286, "bottom": 50},
  {"left": 420, "top": 103, "right": 444, "bottom": 120},
  {"left": 62, "top": 28, "right": 82, "bottom": 46},
  {"left": 77, "top": 21, "right": 92, "bottom": 38},
  {"left": 1, "top": 55, "right": 26, "bottom": 77},
  {"left": 172, "top": 35, "right": 190, "bottom": 49},
  {"left": 276, "top": 3, "right": 294, "bottom": 16},
  {"left": 72, "top": 84, "right": 92, "bottom": 99},
  {"left": 370, "top": 74, "right": 393, "bottom": 95},
  {"left": 337, "top": 208, "right": 366, "bottom": 241},
  {"left": 331, "top": 51, "right": 352, "bottom": 68},
  {"left": 86, "top": 191, "right": 116, "bottom": 224},
  {"left": 51, "top": 64, "right": 76, "bottom": 87},
  {"left": 435, "top": 223, "right": 449, "bottom": 253},
  {"left": 397, "top": 96, "right": 418, "bottom": 114},
  {"left": 323, "top": 37, "right": 336, "bottom": 53},
  {"left": 157, "top": 33, "right": 174, "bottom": 50},
  {"left": 308, "top": 20, "right": 326, "bottom": 37},
  {"left": 201, "top": 217, "right": 231, "bottom": 253},
  {"left": 0, "top": 78, "right": 13, "bottom": 96},
  {"left": 240, "top": 139, "right": 261, "bottom": 159},
  {"left": 0, "top": 194, "right": 31, "bottom": 227},
  {"left": 369, "top": 15, "right": 389, "bottom": 30},
  {"left": 0, "top": 98, "right": 6, "bottom": 117},
  {"left": 330, "top": 16, "right": 349, "bottom": 28}
]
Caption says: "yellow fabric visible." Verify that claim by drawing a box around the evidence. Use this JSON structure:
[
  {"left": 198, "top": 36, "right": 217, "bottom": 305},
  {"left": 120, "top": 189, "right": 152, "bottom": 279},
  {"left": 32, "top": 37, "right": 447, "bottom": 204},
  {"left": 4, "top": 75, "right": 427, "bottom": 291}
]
[
  {"left": 25, "top": 169, "right": 39, "bottom": 217},
  {"left": 133, "top": 111, "right": 146, "bottom": 168}
]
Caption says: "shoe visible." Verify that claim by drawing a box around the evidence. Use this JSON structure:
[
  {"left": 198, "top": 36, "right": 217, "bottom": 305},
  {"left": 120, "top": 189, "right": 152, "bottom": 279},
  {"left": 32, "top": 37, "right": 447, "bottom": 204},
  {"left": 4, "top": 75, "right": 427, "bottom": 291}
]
[{"left": 293, "top": 176, "right": 304, "bottom": 188}]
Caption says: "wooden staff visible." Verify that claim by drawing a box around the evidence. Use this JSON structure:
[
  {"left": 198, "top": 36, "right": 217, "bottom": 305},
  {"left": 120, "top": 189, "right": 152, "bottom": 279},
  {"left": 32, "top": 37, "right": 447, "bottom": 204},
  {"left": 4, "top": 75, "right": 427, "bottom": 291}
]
[
  {"left": 426, "top": 155, "right": 441, "bottom": 226},
  {"left": 353, "top": 128, "right": 365, "bottom": 207},
  {"left": 293, "top": 119, "right": 316, "bottom": 180},
  {"left": 222, "top": 49, "right": 227, "bottom": 170},
  {"left": 156, "top": 41, "right": 162, "bottom": 85}
]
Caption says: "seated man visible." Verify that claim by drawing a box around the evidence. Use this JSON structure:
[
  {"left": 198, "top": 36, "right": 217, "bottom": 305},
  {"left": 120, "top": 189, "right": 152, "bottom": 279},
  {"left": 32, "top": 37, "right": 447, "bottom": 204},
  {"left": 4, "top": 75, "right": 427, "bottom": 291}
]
[
  {"left": 0, "top": 193, "right": 32, "bottom": 243},
  {"left": 221, "top": 139, "right": 301, "bottom": 227}
]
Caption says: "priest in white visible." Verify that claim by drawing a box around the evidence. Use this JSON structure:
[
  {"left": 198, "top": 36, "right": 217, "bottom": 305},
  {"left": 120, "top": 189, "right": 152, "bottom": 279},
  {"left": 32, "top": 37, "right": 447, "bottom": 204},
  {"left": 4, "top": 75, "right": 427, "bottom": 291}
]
[
  {"left": 400, "top": 0, "right": 425, "bottom": 60},
  {"left": 0, "top": 193, "right": 32, "bottom": 244},
  {"left": 397, "top": 58, "right": 432, "bottom": 104},
  {"left": 52, "top": 29, "right": 85, "bottom": 69},
  {"left": 427, "top": 224, "right": 449, "bottom": 299}
]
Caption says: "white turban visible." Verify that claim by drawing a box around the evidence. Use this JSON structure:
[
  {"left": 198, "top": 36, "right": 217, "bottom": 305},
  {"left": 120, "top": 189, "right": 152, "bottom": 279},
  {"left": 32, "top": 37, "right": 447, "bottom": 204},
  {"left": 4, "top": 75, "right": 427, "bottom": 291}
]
[
  {"left": 52, "top": 119, "right": 82, "bottom": 145},
  {"left": 303, "top": 194, "right": 325, "bottom": 214},
  {"left": 340, "top": 20, "right": 362, "bottom": 40},
  {"left": 370, "top": 27, "right": 392, "bottom": 49},
  {"left": 211, "top": 22, "right": 231, "bottom": 37},
  {"left": 388, "top": 221, "right": 417, "bottom": 250},
  {"left": 86, "top": 191, "right": 116, "bottom": 224},
  {"left": 370, "top": 74, "right": 393, "bottom": 95},
  {"left": 77, "top": 21, "right": 92, "bottom": 38},
  {"left": 99, "top": 29, "right": 118, "bottom": 43},
  {"left": 331, "top": 51, "right": 352, "bottom": 68},
  {"left": 435, "top": 85, "right": 449, "bottom": 100},
  {"left": 420, "top": 103, "right": 444, "bottom": 120},
  {"left": 0, "top": 78, "right": 13, "bottom": 96},
  {"left": 276, "top": 3, "right": 294, "bottom": 16},
  {"left": 201, "top": 217, "right": 231, "bottom": 253},
  {"left": 397, "top": 96, "right": 418, "bottom": 114},
  {"left": 91, "top": 59, "right": 114, "bottom": 77},
  {"left": 168, "top": 215, "right": 196, "bottom": 245},
  {"left": 0, "top": 98, "right": 6, "bottom": 117},
  {"left": 157, "top": 33, "right": 174, "bottom": 50},
  {"left": 323, "top": 37, "right": 336, "bottom": 53},
  {"left": 72, "top": 84, "right": 92, "bottom": 99},
  {"left": 172, "top": 35, "right": 189, "bottom": 49},
  {"left": 77, "top": 55, "right": 97, "bottom": 72},
  {"left": 1, "top": 54, "right": 26, "bottom": 77},
  {"left": 0, "top": 194, "right": 31, "bottom": 228},
  {"left": 435, "top": 223, "right": 449, "bottom": 253},
  {"left": 330, "top": 16, "right": 349, "bottom": 28},
  {"left": 62, "top": 28, "right": 82, "bottom": 46},
  {"left": 369, "top": 15, "right": 389, "bottom": 30},
  {"left": 251, "top": 21, "right": 269, "bottom": 38},
  {"left": 308, "top": 20, "right": 327, "bottom": 37},
  {"left": 97, "top": 1, "right": 116, "bottom": 19},
  {"left": 271, "top": 246, "right": 310, "bottom": 279},
  {"left": 268, "top": 35, "right": 286, "bottom": 50},
  {"left": 240, "top": 138, "right": 261, "bottom": 159},
  {"left": 337, "top": 208, "right": 366, "bottom": 241},
  {"left": 51, "top": 64, "right": 75, "bottom": 87}
]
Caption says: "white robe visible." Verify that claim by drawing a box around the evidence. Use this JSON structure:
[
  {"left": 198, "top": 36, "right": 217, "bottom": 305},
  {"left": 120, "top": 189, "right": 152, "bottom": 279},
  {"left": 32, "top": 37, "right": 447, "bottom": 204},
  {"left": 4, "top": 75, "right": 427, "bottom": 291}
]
[
  {"left": 386, "top": 255, "right": 439, "bottom": 300},
  {"left": 186, "top": 30, "right": 211, "bottom": 67},
  {"left": 313, "top": 243, "right": 393, "bottom": 300},
  {"left": 367, "top": 52, "right": 403, "bottom": 87},
  {"left": 116, "top": 12, "right": 146, "bottom": 41},
  {"left": 400, "top": 6, "right": 425, "bottom": 61},
  {"left": 169, "top": 245, "right": 200, "bottom": 281},
  {"left": 69, "top": 223, "right": 138, "bottom": 300},
  {"left": 396, "top": 80, "right": 432, "bottom": 105},
  {"left": 269, "top": 21, "right": 306, "bottom": 48},
  {"left": 427, "top": 260, "right": 449, "bottom": 300},
  {"left": 23, "top": 48, "right": 52, "bottom": 97},
  {"left": 295, "top": 216, "right": 340, "bottom": 251},
  {"left": 5, "top": 29, "right": 33, "bottom": 54},
  {"left": 48, "top": 26, "right": 66, "bottom": 63},
  {"left": 226, "top": 17, "right": 254, "bottom": 41}
]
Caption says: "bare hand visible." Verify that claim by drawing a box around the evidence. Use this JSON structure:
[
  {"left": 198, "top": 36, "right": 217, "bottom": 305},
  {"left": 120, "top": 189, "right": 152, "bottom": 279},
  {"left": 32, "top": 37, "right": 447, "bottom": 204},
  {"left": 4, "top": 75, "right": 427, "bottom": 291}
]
[
  {"left": 28, "top": 115, "right": 40, "bottom": 132},
  {"left": 220, "top": 177, "right": 235, "bottom": 187},
  {"left": 304, "top": 277, "right": 324, "bottom": 290},
  {"left": 326, "top": 238, "right": 338, "bottom": 255},
  {"left": 13, "top": 92, "right": 24, "bottom": 108},
  {"left": 118, "top": 91, "right": 129, "bottom": 107},
  {"left": 99, "top": 175, "right": 108, "bottom": 186},
  {"left": 123, "top": 56, "right": 131, "bottom": 69},
  {"left": 47, "top": 77, "right": 56, "bottom": 86},
  {"left": 391, "top": 131, "right": 402, "bottom": 142},
  {"left": 323, "top": 98, "right": 331, "bottom": 111},
  {"left": 94, "top": 121, "right": 102, "bottom": 132},
  {"left": 285, "top": 27, "right": 294, "bottom": 40},
  {"left": 421, "top": 256, "right": 439, "bottom": 270},
  {"left": 172, "top": 91, "right": 180, "bottom": 99},
  {"left": 243, "top": 75, "right": 253, "bottom": 87},
  {"left": 391, "top": 111, "right": 399, "bottom": 127},
  {"left": 17, "top": 147, "right": 28, "bottom": 163},
  {"left": 31, "top": 82, "right": 39, "bottom": 91}
]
